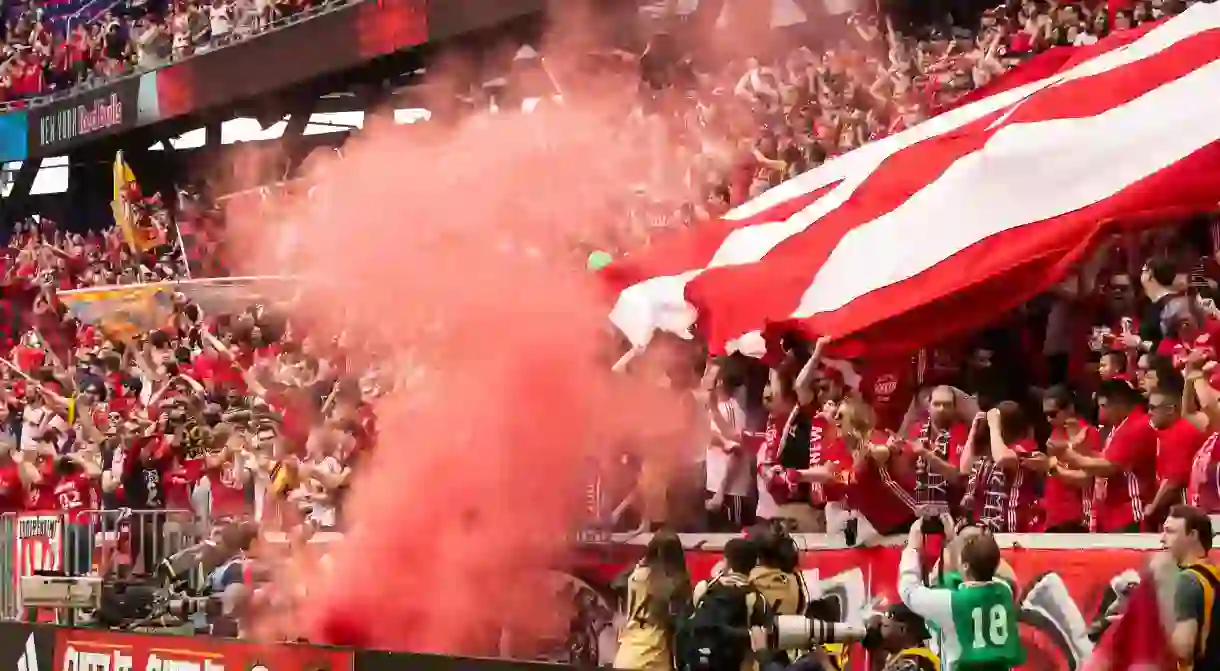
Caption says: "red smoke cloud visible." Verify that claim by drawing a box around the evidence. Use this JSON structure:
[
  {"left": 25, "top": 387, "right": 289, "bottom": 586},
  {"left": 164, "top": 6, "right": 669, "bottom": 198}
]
[{"left": 223, "top": 72, "right": 692, "bottom": 653}]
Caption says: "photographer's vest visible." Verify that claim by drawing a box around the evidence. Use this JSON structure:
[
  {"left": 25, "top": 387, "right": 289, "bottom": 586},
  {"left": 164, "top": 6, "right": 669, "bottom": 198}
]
[
  {"left": 885, "top": 647, "right": 940, "bottom": 671},
  {"left": 1181, "top": 562, "right": 1220, "bottom": 671}
]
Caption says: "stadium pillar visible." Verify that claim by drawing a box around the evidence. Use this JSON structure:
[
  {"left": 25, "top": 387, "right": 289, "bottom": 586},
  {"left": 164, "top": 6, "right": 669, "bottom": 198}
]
[
  {"left": 361, "top": 82, "right": 397, "bottom": 133},
  {"left": 280, "top": 98, "right": 318, "bottom": 179},
  {"left": 205, "top": 121, "right": 222, "bottom": 149},
  {"left": 0, "top": 156, "right": 41, "bottom": 232}
]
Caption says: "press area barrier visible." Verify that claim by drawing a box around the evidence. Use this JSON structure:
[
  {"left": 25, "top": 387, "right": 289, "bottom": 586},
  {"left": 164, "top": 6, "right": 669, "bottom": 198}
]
[
  {"left": 0, "top": 621, "right": 574, "bottom": 671},
  {"left": 0, "top": 509, "right": 205, "bottom": 622}
]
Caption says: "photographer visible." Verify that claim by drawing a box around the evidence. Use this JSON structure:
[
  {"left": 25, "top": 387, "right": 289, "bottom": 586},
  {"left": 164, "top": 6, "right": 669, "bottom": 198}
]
[
  {"left": 742, "top": 524, "right": 867, "bottom": 671},
  {"left": 898, "top": 518, "right": 1026, "bottom": 670},
  {"left": 746, "top": 524, "right": 805, "bottom": 665},
  {"left": 867, "top": 604, "right": 940, "bottom": 671},
  {"left": 679, "top": 537, "right": 771, "bottom": 671}
]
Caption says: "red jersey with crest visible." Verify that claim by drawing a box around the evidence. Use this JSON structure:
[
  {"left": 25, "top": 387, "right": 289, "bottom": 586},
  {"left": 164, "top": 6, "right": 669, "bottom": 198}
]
[
  {"left": 166, "top": 458, "right": 205, "bottom": 511},
  {"left": 1043, "top": 425, "right": 1099, "bottom": 530},
  {"left": 808, "top": 414, "right": 848, "bottom": 506},
  {"left": 1156, "top": 417, "right": 1207, "bottom": 487},
  {"left": 54, "top": 473, "right": 99, "bottom": 524},
  {"left": 24, "top": 460, "right": 58, "bottom": 512},
  {"left": 858, "top": 358, "right": 917, "bottom": 431},
  {"left": 207, "top": 460, "right": 249, "bottom": 519},
  {"left": 1093, "top": 410, "right": 1158, "bottom": 531},
  {"left": 845, "top": 430, "right": 918, "bottom": 533}
]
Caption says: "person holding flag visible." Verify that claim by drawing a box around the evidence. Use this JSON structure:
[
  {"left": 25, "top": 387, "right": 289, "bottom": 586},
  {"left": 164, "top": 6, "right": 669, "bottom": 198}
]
[
  {"left": 112, "top": 151, "right": 168, "bottom": 255},
  {"left": 897, "top": 516, "right": 1026, "bottom": 671}
]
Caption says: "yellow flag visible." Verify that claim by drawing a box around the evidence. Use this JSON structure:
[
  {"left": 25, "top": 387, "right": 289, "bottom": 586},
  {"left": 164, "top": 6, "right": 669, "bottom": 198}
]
[{"left": 112, "top": 152, "right": 162, "bottom": 253}]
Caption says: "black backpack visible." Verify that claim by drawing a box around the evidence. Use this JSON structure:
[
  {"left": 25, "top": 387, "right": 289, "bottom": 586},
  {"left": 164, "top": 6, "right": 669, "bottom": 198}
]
[{"left": 675, "top": 578, "right": 755, "bottom": 671}]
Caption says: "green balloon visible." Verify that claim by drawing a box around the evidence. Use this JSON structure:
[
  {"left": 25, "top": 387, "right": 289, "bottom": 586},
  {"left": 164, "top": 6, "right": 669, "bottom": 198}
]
[{"left": 586, "top": 250, "right": 613, "bottom": 271}]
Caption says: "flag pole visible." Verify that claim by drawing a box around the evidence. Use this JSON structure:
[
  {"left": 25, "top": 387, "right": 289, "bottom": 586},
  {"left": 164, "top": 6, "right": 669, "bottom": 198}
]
[{"left": 172, "top": 188, "right": 192, "bottom": 280}]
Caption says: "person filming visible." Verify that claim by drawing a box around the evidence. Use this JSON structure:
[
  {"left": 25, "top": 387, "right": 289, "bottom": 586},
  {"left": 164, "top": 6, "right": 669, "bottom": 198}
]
[{"left": 897, "top": 516, "right": 1026, "bottom": 670}]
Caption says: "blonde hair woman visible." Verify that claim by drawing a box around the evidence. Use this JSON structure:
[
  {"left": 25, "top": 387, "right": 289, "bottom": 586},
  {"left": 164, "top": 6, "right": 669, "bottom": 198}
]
[{"left": 835, "top": 397, "right": 919, "bottom": 541}]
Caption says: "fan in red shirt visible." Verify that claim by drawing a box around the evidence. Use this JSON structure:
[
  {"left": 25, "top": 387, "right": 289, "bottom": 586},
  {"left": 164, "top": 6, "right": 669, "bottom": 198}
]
[
  {"left": 1146, "top": 383, "right": 1207, "bottom": 529},
  {"left": 753, "top": 371, "right": 835, "bottom": 530},
  {"left": 1188, "top": 432, "right": 1220, "bottom": 513},
  {"left": 199, "top": 425, "right": 251, "bottom": 520},
  {"left": 0, "top": 451, "right": 24, "bottom": 514},
  {"left": 1058, "top": 379, "right": 1158, "bottom": 532},
  {"left": 838, "top": 398, "right": 917, "bottom": 537},
  {"left": 12, "top": 334, "right": 45, "bottom": 373},
  {"left": 961, "top": 402, "right": 1044, "bottom": 533},
  {"left": 1042, "top": 387, "right": 1099, "bottom": 533},
  {"left": 53, "top": 454, "right": 102, "bottom": 575},
  {"left": 856, "top": 356, "right": 917, "bottom": 432},
  {"left": 18, "top": 446, "right": 60, "bottom": 513},
  {"left": 1183, "top": 357, "right": 1220, "bottom": 512}
]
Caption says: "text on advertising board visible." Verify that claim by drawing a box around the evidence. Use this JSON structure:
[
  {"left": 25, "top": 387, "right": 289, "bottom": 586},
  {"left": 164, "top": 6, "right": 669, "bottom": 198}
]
[
  {"left": 35, "top": 93, "right": 124, "bottom": 148},
  {"left": 55, "top": 628, "right": 351, "bottom": 671}
]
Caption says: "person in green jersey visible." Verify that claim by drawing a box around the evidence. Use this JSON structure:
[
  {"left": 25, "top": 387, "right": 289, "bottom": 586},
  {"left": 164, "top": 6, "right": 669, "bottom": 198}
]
[
  {"left": 930, "top": 522, "right": 1017, "bottom": 592},
  {"left": 897, "top": 517, "right": 1026, "bottom": 671}
]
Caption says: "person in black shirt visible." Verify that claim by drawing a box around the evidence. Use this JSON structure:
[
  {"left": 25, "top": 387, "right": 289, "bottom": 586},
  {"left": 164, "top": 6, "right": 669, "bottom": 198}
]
[{"left": 1140, "top": 257, "right": 1192, "bottom": 352}]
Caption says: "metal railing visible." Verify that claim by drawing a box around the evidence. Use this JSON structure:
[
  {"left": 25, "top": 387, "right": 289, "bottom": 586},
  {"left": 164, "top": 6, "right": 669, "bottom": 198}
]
[
  {"left": 59, "top": 0, "right": 118, "bottom": 35},
  {"left": 0, "top": 508, "right": 202, "bottom": 621},
  {"left": 0, "top": 0, "right": 361, "bottom": 113}
]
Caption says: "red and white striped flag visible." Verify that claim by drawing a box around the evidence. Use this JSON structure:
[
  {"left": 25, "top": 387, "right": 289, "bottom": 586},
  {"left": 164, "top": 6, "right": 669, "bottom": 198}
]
[
  {"left": 603, "top": 4, "right": 1220, "bottom": 359},
  {"left": 1082, "top": 570, "right": 1175, "bottom": 671}
]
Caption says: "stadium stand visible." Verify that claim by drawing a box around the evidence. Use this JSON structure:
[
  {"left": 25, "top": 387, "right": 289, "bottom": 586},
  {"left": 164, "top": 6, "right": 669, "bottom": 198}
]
[{"left": 0, "top": 1, "right": 1211, "bottom": 670}]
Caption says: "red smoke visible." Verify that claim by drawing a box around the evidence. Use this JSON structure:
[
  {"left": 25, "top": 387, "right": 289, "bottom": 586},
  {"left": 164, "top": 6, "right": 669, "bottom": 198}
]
[{"left": 223, "top": 72, "right": 691, "bottom": 654}]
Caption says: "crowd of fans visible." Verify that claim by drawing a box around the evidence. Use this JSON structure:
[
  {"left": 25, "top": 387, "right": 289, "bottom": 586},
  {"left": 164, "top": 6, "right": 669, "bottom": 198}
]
[
  {"left": 588, "top": 0, "right": 1187, "bottom": 254},
  {"left": 0, "top": 183, "right": 379, "bottom": 573},
  {"left": 0, "top": 0, "right": 343, "bottom": 103},
  {"left": 603, "top": 221, "right": 1220, "bottom": 541},
  {"left": 586, "top": 1, "right": 1220, "bottom": 541},
  {"left": 0, "top": 0, "right": 1206, "bottom": 640}
]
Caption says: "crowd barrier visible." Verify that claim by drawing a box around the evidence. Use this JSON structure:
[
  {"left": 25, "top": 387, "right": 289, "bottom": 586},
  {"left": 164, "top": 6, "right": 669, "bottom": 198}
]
[
  {"left": 0, "top": 524, "right": 1168, "bottom": 670},
  {"left": 0, "top": 509, "right": 203, "bottom": 623},
  {"left": 0, "top": 621, "right": 573, "bottom": 671}
]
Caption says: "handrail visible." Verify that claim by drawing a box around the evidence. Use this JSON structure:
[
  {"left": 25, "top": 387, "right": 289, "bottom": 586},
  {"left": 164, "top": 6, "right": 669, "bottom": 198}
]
[
  {"left": 0, "top": 0, "right": 361, "bottom": 114},
  {"left": 59, "top": 0, "right": 114, "bottom": 31}
]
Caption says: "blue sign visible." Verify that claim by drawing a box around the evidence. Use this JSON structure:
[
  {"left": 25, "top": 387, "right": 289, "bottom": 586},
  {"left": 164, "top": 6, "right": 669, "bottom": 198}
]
[{"left": 0, "top": 110, "right": 28, "bottom": 163}]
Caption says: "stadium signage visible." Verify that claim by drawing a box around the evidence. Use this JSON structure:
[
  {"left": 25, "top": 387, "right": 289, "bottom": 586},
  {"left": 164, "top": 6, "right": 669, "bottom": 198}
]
[
  {"left": 35, "top": 93, "right": 123, "bottom": 148},
  {"left": 52, "top": 630, "right": 352, "bottom": 671},
  {"left": 26, "top": 78, "right": 142, "bottom": 157}
]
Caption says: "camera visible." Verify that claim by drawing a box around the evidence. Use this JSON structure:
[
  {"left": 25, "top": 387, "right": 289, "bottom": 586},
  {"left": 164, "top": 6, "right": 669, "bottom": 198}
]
[
  {"left": 770, "top": 595, "right": 868, "bottom": 650},
  {"left": 772, "top": 616, "right": 867, "bottom": 649},
  {"left": 916, "top": 503, "right": 950, "bottom": 535}
]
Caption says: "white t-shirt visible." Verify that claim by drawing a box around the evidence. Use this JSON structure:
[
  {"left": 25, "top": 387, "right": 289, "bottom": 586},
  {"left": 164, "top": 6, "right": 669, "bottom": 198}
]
[
  {"left": 210, "top": 4, "right": 232, "bottom": 37},
  {"left": 704, "top": 396, "right": 752, "bottom": 497},
  {"left": 301, "top": 455, "right": 341, "bottom": 528},
  {"left": 21, "top": 403, "right": 64, "bottom": 452}
]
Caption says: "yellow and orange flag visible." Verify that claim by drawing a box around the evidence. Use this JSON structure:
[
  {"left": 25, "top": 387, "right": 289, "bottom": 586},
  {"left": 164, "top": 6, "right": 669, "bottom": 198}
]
[{"left": 112, "top": 151, "right": 161, "bottom": 253}]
